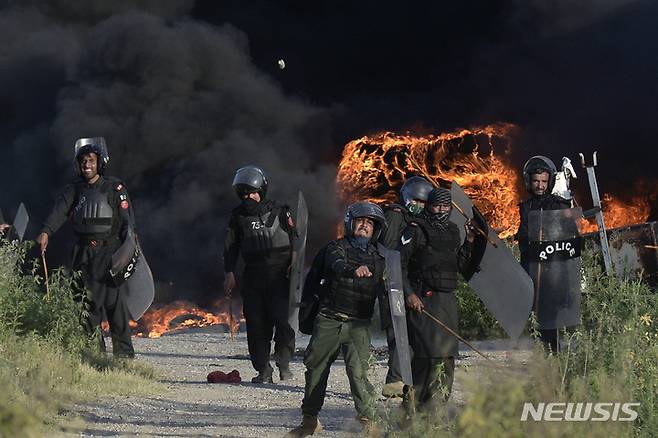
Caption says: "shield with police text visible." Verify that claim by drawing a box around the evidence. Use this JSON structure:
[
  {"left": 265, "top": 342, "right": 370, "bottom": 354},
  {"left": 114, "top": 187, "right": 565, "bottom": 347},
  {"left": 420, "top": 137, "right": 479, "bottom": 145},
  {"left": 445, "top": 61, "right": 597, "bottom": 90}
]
[
  {"left": 288, "top": 191, "right": 308, "bottom": 333},
  {"left": 450, "top": 182, "right": 535, "bottom": 340},
  {"left": 528, "top": 208, "right": 583, "bottom": 330},
  {"left": 110, "top": 229, "right": 155, "bottom": 320}
]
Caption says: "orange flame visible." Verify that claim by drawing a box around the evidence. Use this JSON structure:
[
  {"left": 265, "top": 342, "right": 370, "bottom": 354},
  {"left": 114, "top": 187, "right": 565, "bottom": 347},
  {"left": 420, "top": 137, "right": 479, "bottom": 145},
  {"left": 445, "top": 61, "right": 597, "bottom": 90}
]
[
  {"left": 133, "top": 298, "right": 243, "bottom": 338},
  {"left": 337, "top": 125, "right": 653, "bottom": 237},
  {"left": 581, "top": 192, "right": 652, "bottom": 233},
  {"left": 337, "top": 124, "right": 522, "bottom": 237}
]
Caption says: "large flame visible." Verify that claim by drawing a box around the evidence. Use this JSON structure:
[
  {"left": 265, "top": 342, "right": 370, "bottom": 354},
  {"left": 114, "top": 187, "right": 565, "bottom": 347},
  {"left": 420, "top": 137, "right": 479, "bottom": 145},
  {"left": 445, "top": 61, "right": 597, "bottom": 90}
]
[
  {"left": 337, "top": 125, "right": 653, "bottom": 237},
  {"left": 581, "top": 192, "right": 652, "bottom": 233},
  {"left": 337, "top": 124, "right": 522, "bottom": 237},
  {"left": 133, "top": 298, "right": 243, "bottom": 338}
]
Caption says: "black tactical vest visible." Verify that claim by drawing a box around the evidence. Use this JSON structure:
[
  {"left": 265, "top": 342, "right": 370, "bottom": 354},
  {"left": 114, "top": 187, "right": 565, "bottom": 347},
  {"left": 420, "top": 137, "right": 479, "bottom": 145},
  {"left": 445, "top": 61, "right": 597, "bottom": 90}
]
[
  {"left": 236, "top": 207, "right": 291, "bottom": 264},
  {"left": 70, "top": 182, "right": 114, "bottom": 236},
  {"left": 412, "top": 220, "right": 461, "bottom": 292},
  {"left": 324, "top": 239, "right": 385, "bottom": 319}
]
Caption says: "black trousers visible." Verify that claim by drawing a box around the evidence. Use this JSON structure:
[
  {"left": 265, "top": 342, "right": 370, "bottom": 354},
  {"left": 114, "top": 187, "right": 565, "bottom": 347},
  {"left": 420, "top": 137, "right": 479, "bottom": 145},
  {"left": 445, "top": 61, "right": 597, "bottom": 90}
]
[
  {"left": 242, "top": 264, "right": 295, "bottom": 373},
  {"left": 412, "top": 357, "right": 455, "bottom": 407},
  {"left": 539, "top": 328, "right": 559, "bottom": 353},
  {"left": 72, "top": 241, "right": 134, "bottom": 357}
]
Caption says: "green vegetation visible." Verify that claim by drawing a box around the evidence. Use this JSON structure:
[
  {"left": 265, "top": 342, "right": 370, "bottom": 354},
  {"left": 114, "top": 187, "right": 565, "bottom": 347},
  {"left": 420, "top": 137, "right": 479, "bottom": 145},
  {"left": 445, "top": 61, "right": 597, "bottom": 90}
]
[
  {"left": 0, "top": 240, "right": 160, "bottom": 436},
  {"left": 387, "top": 248, "right": 658, "bottom": 437}
]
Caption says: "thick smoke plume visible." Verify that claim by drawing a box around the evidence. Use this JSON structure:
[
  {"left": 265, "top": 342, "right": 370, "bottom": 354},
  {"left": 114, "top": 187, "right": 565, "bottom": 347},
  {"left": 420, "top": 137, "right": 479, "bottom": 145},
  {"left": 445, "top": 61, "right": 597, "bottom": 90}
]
[{"left": 0, "top": 2, "right": 338, "bottom": 301}]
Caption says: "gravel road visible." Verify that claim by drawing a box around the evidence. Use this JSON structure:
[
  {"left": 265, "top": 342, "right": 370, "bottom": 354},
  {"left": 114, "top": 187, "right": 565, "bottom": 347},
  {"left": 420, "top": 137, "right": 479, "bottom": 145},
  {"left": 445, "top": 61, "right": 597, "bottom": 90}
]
[{"left": 68, "top": 327, "right": 533, "bottom": 437}]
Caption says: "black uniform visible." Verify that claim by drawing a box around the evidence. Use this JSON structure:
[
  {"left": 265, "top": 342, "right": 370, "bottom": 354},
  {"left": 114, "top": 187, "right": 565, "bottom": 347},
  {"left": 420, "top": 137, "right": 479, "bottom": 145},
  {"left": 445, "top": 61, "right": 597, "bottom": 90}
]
[
  {"left": 40, "top": 176, "right": 135, "bottom": 357},
  {"left": 378, "top": 203, "right": 413, "bottom": 386},
  {"left": 400, "top": 215, "right": 473, "bottom": 406},
  {"left": 516, "top": 193, "right": 571, "bottom": 350},
  {"left": 223, "top": 198, "right": 296, "bottom": 374}
]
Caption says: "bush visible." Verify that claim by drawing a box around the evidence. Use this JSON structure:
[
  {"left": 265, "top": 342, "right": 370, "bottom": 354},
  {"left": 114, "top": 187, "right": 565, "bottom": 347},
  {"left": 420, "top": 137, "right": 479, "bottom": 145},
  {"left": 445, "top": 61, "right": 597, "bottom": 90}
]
[
  {"left": 0, "top": 239, "right": 160, "bottom": 434},
  {"left": 456, "top": 248, "right": 658, "bottom": 437}
]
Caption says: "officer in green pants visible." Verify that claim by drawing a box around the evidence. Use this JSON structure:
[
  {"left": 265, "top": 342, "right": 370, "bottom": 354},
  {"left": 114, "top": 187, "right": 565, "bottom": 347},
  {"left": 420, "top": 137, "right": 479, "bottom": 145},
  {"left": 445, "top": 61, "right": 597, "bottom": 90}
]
[{"left": 287, "top": 202, "right": 388, "bottom": 437}]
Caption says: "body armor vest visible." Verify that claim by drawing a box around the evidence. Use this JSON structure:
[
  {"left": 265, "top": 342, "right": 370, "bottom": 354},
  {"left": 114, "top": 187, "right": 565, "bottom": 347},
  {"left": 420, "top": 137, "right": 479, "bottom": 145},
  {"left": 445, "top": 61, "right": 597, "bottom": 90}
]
[
  {"left": 412, "top": 221, "right": 461, "bottom": 292},
  {"left": 71, "top": 182, "right": 114, "bottom": 236},
  {"left": 325, "top": 240, "right": 385, "bottom": 319},
  {"left": 237, "top": 208, "right": 291, "bottom": 264}
]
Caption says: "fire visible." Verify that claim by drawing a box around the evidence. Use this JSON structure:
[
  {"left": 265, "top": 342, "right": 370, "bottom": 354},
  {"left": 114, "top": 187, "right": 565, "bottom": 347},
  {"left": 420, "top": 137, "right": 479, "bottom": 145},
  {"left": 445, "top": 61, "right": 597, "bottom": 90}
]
[
  {"left": 337, "top": 124, "right": 522, "bottom": 237},
  {"left": 581, "top": 193, "right": 652, "bottom": 233},
  {"left": 337, "top": 125, "right": 653, "bottom": 238},
  {"left": 133, "top": 298, "right": 243, "bottom": 338}
]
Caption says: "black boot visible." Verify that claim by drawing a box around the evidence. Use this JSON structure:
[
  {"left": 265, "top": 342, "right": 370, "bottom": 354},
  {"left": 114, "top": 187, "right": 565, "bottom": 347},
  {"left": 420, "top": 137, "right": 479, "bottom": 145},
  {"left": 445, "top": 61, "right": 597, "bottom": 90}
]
[
  {"left": 277, "top": 362, "right": 293, "bottom": 381},
  {"left": 251, "top": 364, "right": 274, "bottom": 383}
]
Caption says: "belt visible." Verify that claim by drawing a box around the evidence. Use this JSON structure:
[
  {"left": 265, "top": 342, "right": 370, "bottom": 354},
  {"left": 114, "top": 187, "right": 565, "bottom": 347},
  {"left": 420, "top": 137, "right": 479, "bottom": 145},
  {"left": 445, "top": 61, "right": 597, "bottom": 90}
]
[{"left": 77, "top": 237, "right": 118, "bottom": 247}]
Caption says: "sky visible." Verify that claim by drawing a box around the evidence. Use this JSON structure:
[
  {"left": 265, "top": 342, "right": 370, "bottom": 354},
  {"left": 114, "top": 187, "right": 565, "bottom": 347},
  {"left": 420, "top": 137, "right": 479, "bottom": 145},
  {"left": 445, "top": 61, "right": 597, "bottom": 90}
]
[{"left": 1, "top": 0, "right": 656, "bottom": 300}]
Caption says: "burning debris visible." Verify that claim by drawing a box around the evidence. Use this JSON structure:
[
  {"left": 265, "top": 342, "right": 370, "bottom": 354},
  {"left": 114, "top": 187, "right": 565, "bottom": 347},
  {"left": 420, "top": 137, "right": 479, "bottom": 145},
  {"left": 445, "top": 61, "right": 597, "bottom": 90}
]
[
  {"left": 131, "top": 298, "right": 243, "bottom": 338},
  {"left": 337, "top": 124, "right": 524, "bottom": 238},
  {"left": 337, "top": 125, "right": 653, "bottom": 239}
]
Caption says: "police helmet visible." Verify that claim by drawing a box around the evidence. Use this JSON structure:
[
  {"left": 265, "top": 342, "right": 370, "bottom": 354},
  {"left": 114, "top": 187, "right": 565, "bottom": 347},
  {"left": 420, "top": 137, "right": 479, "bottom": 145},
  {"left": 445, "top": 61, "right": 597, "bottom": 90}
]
[
  {"left": 232, "top": 166, "right": 268, "bottom": 199},
  {"left": 522, "top": 155, "right": 557, "bottom": 193},
  {"left": 400, "top": 176, "right": 433, "bottom": 214},
  {"left": 74, "top": 137, "right": 109, "bottom": 176},
  {"left": 344, "top": 201, "right": 387, "bottom": 240}
]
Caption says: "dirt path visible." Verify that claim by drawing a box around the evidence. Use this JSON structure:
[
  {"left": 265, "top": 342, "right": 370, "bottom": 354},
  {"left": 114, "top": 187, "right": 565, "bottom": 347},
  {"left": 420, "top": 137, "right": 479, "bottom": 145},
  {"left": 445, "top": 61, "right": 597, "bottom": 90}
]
[{"left": 68, "top": 327, "right": 533, "bottom": 437}]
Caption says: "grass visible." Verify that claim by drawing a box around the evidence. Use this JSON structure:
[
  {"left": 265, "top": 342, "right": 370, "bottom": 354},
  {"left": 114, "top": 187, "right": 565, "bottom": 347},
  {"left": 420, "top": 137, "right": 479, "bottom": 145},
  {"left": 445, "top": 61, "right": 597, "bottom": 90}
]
[
  {"left": 379, "top": 246, "right": 658, "bottom": 437},
  {"left": 0, "top": 239, "right": 162, "bottom": 436}
]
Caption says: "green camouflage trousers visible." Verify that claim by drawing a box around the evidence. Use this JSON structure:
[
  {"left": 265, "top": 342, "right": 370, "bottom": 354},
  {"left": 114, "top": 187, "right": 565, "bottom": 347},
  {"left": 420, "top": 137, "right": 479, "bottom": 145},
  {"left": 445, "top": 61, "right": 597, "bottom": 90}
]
[{"left": 301, "top": 313, "right": 375, "bottom": 419}]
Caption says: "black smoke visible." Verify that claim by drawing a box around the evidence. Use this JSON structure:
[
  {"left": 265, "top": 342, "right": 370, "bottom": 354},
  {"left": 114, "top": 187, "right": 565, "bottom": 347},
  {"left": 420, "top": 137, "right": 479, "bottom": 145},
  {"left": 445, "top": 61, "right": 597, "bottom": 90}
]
[
  {"left": 0, "top": 1, "right": 338, "bottom": 302},
  {"left": 1, "top": 1, "right": 657, "bottom": 302}
]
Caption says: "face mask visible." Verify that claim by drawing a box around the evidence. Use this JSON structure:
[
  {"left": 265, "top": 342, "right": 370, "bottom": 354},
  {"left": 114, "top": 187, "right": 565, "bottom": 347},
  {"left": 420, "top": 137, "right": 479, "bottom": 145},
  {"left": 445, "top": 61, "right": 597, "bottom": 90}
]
[
  {"left": 349, "top": 236, "right": 370, "bottom": 251},
  {"left": 242, "top": 198, "right": 259, "bottom": 207},
  {"left": 407, "top": 202, "right": 423, "bottom": 215}
]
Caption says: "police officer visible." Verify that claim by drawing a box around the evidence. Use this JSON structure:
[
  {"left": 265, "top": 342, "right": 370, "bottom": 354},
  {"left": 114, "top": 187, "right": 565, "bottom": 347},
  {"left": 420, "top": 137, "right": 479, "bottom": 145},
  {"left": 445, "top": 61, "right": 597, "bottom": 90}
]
[
  {"left": 287, "top": 202, "right": 387, "bottom": 437},
  {"left": 400, "top": 187, "right": 475, "bottom": 409},
  {"left": 379, "top": 176, "right": 433, "bottom": 397},
  {"left": 223, "top": 166, "right": 297, "bottom": 383},
  {"left": 36, "top": 137, "right": 136, "bottom": 357},
  {"left": 515, "top": 155, "right": 570, "bottom": 352}
]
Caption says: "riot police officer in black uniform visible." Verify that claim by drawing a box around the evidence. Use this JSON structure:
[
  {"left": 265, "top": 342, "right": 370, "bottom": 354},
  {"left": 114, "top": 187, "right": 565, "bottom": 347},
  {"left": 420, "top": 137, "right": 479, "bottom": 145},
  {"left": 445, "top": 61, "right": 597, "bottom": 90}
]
[
  {"left": 515, "top": 155, "right": 570, "bottom": 352},
  {"left": 223, "top": 166, "right": 297, "bottom": 383},
  {"left": 379, "top": 176, "right": 433, "bottom": 397},
  {"left": 36, "top": 137, "right": 135, "bottom": 357},
  {"left": 400, "top": 187, "right": 475, "bottom": 409},
  {"left": 288, "top": 202, "right": 387, "bottom": 437}
]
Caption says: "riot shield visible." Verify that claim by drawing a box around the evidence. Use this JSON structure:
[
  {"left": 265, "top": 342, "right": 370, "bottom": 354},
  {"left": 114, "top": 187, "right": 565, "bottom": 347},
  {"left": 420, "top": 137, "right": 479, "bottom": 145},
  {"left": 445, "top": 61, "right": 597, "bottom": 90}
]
[
  {"left": 111, "top": 230, "right": 155, "bottom": 321},
  {"left": 450, "top": 182, "right": 535, "bottom": 340},
  {"left": 12, "top": 203, "right": 29, "bottom": 242},
  {"left": 288, "top": 191, "right": 308, "bottom": 333},
  {"left": 4, "top": 203, "right": 29, "bottom": 242},
  {"left": 382, "top": 247, "right": 413, "bottom": 386},
  {"left": 528, "top": 208, "right": 582, "bottom": 330},
  {"left": 110, "top": 229, "right": 138, "bottom": 285}
]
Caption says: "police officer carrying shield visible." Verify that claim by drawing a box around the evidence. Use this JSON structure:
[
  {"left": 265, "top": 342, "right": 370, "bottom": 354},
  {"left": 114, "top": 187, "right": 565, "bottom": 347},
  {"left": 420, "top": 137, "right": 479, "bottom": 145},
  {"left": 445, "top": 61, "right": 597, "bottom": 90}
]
[
  {"left": 287, "top": 202, "right": 387, "bottom": 437},
  {"left": 399, "top": 187, "right": 475, "bottom": 409},
  {"left": 379, "top": 176, "right": 433, "bottom": 397},
  {"left": 515, "top": 156, "right": 570, "bottom": 352},
  {"left": 223, "top": 166, "right": 297, "bottom": 383},
  {"left": 36, "top": 138, "right": 136, "bottom": 357}
]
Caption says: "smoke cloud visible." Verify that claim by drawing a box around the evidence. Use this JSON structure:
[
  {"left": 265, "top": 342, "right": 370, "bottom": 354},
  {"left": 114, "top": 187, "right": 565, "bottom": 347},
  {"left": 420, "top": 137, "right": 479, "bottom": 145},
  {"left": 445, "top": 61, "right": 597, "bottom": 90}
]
[{"left": 0, "top": 2, "right": 338, "bottom": 301}]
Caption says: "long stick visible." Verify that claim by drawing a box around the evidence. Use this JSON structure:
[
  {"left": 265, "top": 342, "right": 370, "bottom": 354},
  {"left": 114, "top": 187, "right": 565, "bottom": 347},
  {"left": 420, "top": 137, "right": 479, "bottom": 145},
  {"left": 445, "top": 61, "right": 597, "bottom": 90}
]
[
  {"left": 406, "top": 154, "right": 497, "bottom": 247},
  {"left": 41, "top": 253, "right": 50, "bottom": 300},
  {"left": 421, "top": 309, "right": 495, "bottom": 364}
]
